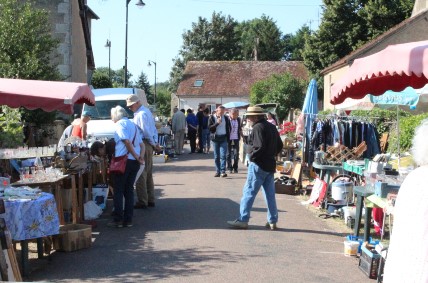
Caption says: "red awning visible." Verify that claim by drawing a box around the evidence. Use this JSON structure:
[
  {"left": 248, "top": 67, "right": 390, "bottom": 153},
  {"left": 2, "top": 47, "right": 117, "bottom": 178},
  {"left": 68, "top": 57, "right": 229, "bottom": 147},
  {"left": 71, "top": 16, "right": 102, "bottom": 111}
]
[
  {"left": 330, "top": 40, "right": 428, "bottom": 105},
  {"left": 0, "top": 78, "right": 95, "bottom": 114}
]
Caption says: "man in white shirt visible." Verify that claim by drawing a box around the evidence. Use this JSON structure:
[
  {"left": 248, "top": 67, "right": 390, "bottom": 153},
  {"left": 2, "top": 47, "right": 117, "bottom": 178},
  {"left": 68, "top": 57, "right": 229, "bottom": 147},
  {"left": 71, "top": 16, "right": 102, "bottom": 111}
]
[{"left": 126, "top": 94, "right": 160, "bottom": 209}]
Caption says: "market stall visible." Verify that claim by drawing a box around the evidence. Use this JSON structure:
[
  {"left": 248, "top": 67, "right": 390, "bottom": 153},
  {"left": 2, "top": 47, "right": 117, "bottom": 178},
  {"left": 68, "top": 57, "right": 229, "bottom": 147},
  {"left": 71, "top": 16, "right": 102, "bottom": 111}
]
[
  {"left": 0, "top": 78, "right": 97, "bottom": 278},
  {"left": 324, "top": 40, "right": 428, "bottom": 280}
]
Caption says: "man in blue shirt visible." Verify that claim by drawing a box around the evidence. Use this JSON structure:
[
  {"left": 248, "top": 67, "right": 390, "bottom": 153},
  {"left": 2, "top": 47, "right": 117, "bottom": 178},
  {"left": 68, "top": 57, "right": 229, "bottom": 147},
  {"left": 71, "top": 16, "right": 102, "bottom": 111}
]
[{"left": 186, "top": 109, "right": 199, "bottom": 154}]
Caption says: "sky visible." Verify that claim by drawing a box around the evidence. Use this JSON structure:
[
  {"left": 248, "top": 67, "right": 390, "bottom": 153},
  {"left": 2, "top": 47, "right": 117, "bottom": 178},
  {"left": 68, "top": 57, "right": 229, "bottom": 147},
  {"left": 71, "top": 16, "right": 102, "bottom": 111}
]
[{"left": 87, "top": 0, "right": 323, "bottom": 86}]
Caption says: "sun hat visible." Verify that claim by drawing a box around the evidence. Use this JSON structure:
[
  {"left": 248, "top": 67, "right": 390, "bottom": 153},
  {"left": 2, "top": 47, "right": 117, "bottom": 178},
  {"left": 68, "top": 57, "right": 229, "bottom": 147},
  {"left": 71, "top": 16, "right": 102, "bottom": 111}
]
[
  {"left": 245, "top": 106, "right": 265, "bottom": 116},
  {"left": 126, "top": 94, "right": 140, "bottom": 107}
]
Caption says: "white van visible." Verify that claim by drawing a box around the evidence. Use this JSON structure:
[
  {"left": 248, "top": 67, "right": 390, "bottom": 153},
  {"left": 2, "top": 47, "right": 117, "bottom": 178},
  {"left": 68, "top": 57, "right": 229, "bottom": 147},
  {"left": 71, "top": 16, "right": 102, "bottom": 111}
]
[{"left": 82, "top": 88, "right": 148, "bottom": 140}]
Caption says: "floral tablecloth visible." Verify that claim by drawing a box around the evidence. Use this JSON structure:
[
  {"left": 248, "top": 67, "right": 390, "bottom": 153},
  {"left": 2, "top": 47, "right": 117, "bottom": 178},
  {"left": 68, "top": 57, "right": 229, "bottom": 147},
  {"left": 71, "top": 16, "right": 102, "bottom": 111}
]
[{"left": 0, "top": 192, "right": 60, "bottom": 241}]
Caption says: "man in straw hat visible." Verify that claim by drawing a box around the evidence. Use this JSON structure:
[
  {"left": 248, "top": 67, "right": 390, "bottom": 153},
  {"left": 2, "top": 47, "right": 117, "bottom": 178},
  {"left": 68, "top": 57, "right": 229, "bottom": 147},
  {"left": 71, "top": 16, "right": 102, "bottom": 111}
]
[
  {"left": 126, "top": 94, "right": 160, "bottom": 209},
  {"left": 227, "top": 106, "right": 283, "bottom": 230}
]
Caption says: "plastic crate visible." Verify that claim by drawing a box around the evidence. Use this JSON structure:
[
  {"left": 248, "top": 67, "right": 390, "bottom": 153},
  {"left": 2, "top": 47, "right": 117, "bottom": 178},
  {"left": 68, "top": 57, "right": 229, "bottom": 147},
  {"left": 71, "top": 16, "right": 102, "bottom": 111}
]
[
  {"left": 346, "top": 235, "right": 379, "bottom": 254},
  {"left": 359, "top": 245, "right": 381, "bottom": 279}
]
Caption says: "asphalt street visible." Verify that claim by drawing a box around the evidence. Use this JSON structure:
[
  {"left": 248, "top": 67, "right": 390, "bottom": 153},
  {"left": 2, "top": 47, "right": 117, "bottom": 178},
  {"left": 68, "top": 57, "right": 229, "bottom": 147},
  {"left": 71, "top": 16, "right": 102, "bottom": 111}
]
[{"left": 29, "top": 145, "right": 370, "bottom": 282}]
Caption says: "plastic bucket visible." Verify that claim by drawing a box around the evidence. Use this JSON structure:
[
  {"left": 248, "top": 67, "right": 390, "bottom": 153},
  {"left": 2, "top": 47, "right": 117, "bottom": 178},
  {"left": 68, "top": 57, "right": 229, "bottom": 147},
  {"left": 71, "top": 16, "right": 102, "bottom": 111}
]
[
  {"left": 331, "top": 181, "right": 353, "bottom": 204},
  {"left": 344, "top": 240, "right": 359, "bottom": 256},
  {"left": 342, "top": 206, "right": 356, "bottom": 224}
]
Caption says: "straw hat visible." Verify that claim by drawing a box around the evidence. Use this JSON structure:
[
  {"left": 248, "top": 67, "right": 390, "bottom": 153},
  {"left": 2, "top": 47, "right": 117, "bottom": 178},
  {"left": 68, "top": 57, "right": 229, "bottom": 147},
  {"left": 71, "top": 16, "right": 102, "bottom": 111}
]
[{"left": 245, "top": 106, "right": 265, "bottom": 116}]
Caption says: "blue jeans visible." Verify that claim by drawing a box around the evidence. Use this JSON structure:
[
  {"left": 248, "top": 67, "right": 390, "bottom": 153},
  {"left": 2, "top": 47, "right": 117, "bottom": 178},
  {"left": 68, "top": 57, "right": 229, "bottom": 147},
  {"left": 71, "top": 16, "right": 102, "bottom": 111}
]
[
  {"left": 201, "top": 129, "right": 210, "bottom": 149},
  {"left": 239, "top": 162, "right": 278, "bottom": 224},
  {"left": 113, "top": 159, "right": 140, "bottom": 223},
  {"left": 213, "top": 139, "right": 228, "bottom": 174}
]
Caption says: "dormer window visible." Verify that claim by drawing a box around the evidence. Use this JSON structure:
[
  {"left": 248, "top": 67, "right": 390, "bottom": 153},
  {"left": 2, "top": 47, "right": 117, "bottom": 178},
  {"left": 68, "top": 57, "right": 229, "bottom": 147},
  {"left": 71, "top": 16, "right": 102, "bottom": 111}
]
[{"left": 193, "top": 79, "right": 204, "bottom": 87}]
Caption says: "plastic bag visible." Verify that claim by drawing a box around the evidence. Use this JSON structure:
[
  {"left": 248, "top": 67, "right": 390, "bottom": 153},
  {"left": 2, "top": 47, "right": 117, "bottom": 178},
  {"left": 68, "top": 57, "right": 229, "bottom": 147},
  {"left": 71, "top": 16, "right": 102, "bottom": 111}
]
[{"left": 84, "top": 200, "right": 103, "bottom": 220}]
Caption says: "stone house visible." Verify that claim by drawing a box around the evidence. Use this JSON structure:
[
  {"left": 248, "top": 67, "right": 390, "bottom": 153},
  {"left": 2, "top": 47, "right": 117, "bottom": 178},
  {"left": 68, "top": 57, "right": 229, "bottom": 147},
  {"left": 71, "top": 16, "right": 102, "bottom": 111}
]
[
  {"left": 33, "top": 0, "right": 98, "bottom": 84},
  {"left": 321, "top": 3, "right": 428, "bottom": 110},
  {"left": 175, "top": 61, "right": 308, "bottom": 114}
]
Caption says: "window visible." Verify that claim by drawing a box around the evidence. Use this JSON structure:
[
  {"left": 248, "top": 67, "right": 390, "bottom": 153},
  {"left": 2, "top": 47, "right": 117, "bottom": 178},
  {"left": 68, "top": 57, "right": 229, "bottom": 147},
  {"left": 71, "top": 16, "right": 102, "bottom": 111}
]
[{"left": 193, "top": 79, "right": 204, "bottom": 87}]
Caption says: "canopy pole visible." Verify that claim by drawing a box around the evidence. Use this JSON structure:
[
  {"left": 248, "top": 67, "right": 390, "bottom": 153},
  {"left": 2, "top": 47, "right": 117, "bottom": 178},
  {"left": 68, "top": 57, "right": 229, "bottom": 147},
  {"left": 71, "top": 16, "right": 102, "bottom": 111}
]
[{"left": 397, "top": 105, "right": 401, "bottom": 168}]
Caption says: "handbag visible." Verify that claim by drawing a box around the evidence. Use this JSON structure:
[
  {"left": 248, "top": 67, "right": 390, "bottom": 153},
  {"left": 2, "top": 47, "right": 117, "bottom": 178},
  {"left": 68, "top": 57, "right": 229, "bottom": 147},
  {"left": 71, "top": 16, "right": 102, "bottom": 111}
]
[
  {"left": 109, "top": 126, "right": 137, "bottom": 174},
  {"left": 109, "top": 154, "right": 128, "bottom": 174}
]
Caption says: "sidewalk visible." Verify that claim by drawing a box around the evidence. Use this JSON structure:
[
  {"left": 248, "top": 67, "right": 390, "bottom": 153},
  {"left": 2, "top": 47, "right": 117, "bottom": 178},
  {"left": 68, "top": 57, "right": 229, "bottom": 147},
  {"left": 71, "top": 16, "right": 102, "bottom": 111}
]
[{"left": 30, "top": 145, "right": 369, "bottom": 282}]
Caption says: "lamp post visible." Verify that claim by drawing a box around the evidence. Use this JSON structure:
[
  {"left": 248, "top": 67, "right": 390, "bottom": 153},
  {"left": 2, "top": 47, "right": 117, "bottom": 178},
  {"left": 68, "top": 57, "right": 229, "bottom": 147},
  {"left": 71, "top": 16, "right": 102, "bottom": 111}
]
[
  {"left": 124, "top": 0, "right": 145, "bottom": 87},
  {"left": 104, "top": 39, "right": 111, "bottom": 82},
  {"left": 148, "top": 60, "right": 157, "bottom": 104}
]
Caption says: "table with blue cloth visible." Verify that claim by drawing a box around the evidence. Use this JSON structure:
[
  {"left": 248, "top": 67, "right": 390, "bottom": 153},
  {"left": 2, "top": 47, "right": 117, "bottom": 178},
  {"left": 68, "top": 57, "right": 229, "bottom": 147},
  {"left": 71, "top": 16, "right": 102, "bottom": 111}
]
[{"left": 0, "top": 192, "right": 59, "bottom": 276}]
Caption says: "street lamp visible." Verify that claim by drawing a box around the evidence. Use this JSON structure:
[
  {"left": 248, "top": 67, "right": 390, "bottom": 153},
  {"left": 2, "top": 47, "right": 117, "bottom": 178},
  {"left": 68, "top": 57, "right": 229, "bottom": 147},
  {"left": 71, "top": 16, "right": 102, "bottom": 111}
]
[
  {"left": 124, "top": 0, "right": 145, "bottom": 87},
  {"left": 104, "top": 39, "right": 111, "bottom": 82},
  {"left": 148, "top": 60, "right": 157, "bottom": 104}
]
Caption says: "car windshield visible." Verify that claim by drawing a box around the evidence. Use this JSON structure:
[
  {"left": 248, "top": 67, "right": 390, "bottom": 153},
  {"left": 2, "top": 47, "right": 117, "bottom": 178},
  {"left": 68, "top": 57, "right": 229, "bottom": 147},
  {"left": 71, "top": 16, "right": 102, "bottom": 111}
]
[{"left": 82, "top": 100, "right": 134, "bottom": 120}]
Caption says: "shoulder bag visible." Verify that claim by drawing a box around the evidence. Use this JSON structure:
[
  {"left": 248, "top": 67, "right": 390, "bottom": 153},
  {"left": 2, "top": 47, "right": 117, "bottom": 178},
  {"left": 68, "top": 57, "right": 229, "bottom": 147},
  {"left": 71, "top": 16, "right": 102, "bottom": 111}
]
[{"left": 109, "top": 126, "right": 137, "bottom": 174}]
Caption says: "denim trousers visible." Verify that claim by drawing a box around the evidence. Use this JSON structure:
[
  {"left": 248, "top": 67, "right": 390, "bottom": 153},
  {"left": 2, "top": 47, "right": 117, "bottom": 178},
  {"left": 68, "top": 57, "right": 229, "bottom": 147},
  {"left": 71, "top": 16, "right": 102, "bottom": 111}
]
[
  {"left": 113, "top": 159, "right": 140, "bottom": 223},
  {"left": 212, "top": 139, "right": 228, "bottom": 173},
  {"left": 227, "top": 139, "right": 240, "bottom": 171},
  {"left": 201, "top": 129, "right": 210, "bottom": 149},
  {"left": 239, "top": 162, "right": 278, "bottom": 224}
]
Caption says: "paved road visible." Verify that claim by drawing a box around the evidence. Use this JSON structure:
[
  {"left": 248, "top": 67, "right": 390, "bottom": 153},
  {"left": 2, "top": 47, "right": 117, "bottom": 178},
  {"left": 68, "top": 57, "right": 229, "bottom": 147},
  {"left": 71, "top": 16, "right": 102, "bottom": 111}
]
[{"left": 30, "top": 146, "right": 370, "bottom": 282}]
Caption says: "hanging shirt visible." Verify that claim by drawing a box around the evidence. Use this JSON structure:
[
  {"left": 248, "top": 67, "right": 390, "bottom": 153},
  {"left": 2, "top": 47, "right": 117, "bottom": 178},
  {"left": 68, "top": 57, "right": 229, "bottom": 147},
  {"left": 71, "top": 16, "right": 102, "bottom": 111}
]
[{"left": 230, "top": 119, "right": 239, "bottom": 140}]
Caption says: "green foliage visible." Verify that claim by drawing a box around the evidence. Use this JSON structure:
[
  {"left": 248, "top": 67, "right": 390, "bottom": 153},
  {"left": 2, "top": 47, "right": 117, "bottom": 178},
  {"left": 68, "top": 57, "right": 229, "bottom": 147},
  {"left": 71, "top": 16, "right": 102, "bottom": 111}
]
[
  {"left": 155, "top": 83, "right": 172, "bottom": 117},
  {"left": 0, "top": 106, "right": 24, "bottom": 148},
  {"left": 236, "top": 15, "right": 285, "bottom": 60},
  {"left": 135, "top": 72, "right": 153, "bottom": 104},
  {"left": 359, "top": 0, "right": 414, "bottom": 40},
  {"left": 91, "top": 71, "right": 113, "bottom": 89},
  {"left": 0, "top": 0, "right": 61, "bottom": 80},
  {"left": 283, "top": 25, "right": 311, "bottom": 61},
  {"left": 250, "top": 73, "right": 307, "bottom": 122},
  {"left": 169, "top": 12, "right": 289, "bottom": 92},
  {"left": 0, "top": 0, "right": 63, "bottom": 144},
  {"left": 351, "top": 108, "right": 410, "bottom": 138},
  {"left": 302, "top": 0, "right": 413, "bottom": 94},
  {"left": 388, "top": 113, "right": 428, "bottom": 153}
]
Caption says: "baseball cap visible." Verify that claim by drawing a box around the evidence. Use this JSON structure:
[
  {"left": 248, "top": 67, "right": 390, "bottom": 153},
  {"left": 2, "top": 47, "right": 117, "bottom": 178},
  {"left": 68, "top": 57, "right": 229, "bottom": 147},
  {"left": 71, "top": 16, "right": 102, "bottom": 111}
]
[{"left": 126, "top": 94, "right": 140, "bottom": 107}]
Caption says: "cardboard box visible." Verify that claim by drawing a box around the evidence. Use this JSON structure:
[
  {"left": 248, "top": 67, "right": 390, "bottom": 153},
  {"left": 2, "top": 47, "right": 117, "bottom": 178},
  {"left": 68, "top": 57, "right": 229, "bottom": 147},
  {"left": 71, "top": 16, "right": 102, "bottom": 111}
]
[
  {"left": 275, "top": 183, "right": 296, "bottom": 195},
  {"left": 53, "top": 224, "right": 92, "bottom": 252}
]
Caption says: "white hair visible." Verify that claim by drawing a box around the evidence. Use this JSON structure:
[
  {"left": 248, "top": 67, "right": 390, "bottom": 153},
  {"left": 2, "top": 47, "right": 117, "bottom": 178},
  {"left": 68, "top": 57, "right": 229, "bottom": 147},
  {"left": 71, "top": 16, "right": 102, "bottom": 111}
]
[
  {"left": 411, "top": 119, "right": 428, "bottom": 166},
  {"left": 111, "top": 105, "right": 127, "bottom": 122}
]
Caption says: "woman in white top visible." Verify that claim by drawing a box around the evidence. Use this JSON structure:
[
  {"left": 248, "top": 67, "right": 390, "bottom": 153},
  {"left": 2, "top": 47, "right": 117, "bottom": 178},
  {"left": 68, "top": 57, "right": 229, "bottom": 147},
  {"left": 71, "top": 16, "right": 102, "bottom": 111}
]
[{"left": 108, "top": 106, "right": 145, "bottom": 228}]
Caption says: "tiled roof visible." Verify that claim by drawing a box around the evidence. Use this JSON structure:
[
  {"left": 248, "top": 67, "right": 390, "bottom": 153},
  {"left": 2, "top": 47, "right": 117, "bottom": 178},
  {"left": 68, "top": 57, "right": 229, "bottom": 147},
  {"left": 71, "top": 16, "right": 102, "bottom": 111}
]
[
  {"left": 176, "top": 61, "right": 308, "bottom": 96},
  {"left": 321, "top": 9, "right": 428, "bottom": 74}
]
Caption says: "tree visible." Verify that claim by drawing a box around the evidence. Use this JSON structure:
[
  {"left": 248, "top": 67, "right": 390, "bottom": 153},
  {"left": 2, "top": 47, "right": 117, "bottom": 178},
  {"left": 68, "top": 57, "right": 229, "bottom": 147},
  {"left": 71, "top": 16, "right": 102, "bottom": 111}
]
[
  {"left": 91, "top": 68, "right": 113, "bottom": 88},
  {"left": 0, "top": 0, "right": 63, "bottom": 142},
  {"left": 283, "top": 25, "right": 311, "bottom": 61},
  {"left": 155, "top": 83, "right": 172, "bottom": 117},
  {"left": 0, "top": 0, "right": 61, "bottom": 80},
  {"left": 302, "top": 0, "right": 413, "bottom": 99},
  {"left": 112, "top": 68, "right": 133, "bottom": 88},
  {"left": 250, "top": 73, "right": 307, "bottom": 122},
  {"left": 135, "top": 71, "right": 153, "bottom": 104},
  {"left": 359, "top": 0, "right": 414, "bottom": 40},
  {"left": 236, "top": 15, "right": 285, "bottom": 61},
  {"left": 169, "top": 12, "right": 240, "bottom": 92},
  {"left": 303, "top": 0, "right": 414, "bottom": 73}
]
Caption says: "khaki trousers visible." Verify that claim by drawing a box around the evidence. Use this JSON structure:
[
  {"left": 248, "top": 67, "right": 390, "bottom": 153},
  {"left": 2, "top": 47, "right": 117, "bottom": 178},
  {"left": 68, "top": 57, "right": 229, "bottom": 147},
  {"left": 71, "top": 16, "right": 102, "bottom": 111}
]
[
  {"left": 135, "top": 140, "right": 155, "bottom": 205},
  {"left": 174, "top": 129, "right": 185, "bottom": 154}
]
